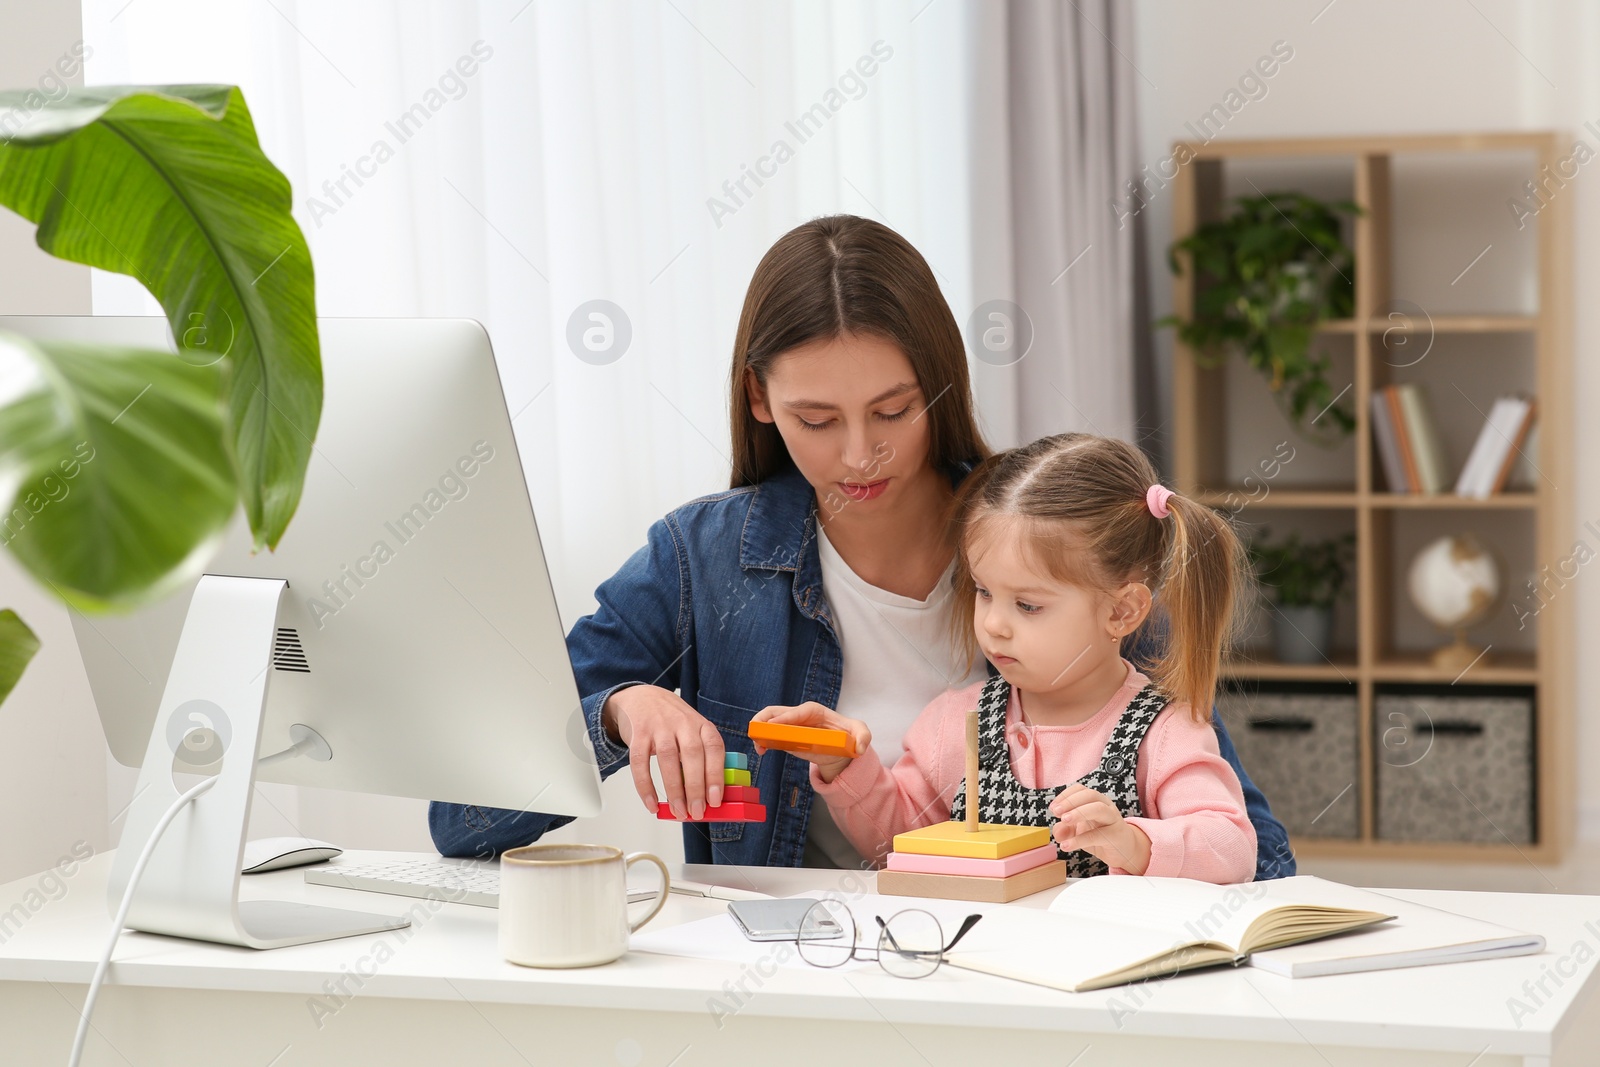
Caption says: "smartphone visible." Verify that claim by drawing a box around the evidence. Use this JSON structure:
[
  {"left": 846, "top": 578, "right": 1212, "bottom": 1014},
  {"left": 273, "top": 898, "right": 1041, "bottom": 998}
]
[{"left": 727, "top": 898, "right": 843, "bottom": 943}]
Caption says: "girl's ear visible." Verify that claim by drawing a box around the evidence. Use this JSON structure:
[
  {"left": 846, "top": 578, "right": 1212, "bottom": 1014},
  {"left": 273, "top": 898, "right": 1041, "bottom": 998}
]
[
  {"left": 1108, "top": 581, "right": 1154, "bottom": 638},
  {"left": 745, "top": 369, "right": 775, "bottom": 424}
]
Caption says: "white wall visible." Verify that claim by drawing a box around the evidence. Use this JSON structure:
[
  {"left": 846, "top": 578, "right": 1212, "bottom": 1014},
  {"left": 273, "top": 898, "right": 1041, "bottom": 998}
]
[
  {"left": 1132, "top": 0, "right": 1600, "bottom": 840},
  {"left": 0, "top": 0, "right": 109, "bottom": 885}
]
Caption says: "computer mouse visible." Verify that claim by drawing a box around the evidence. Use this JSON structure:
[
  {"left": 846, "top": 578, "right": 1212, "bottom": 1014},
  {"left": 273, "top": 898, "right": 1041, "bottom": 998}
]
[{"left": 241, "top": 836, "right": 344, "bottom": 874}]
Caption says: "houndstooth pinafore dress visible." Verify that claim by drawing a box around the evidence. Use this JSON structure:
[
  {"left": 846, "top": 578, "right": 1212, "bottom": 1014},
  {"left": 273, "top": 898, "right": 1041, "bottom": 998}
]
[{"left": 949, "top": 673, "right": 1169, "bottom": 878}]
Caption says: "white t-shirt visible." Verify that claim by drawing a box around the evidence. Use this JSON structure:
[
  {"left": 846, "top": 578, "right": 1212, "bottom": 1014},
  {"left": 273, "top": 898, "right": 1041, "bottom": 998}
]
[{"left": 804, "top": 522, "right": 989, "bottom": 868}]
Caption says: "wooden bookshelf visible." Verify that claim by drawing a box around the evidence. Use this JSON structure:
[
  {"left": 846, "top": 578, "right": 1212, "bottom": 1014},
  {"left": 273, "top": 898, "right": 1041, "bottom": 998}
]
[{"left": 1171, "top": 133, "right": 1573, "bottom": 864}]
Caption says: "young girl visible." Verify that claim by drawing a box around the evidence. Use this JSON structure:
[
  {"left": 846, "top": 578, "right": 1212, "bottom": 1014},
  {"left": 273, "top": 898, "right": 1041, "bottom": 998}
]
[{"left": 752, "top": 433, "right": 1257, "bottom": 882}]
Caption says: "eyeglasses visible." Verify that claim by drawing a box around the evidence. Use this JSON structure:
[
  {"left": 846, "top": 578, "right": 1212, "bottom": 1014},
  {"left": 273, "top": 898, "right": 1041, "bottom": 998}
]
[{"left": 795, "top": 899, "right": 983, "bottom": 979}]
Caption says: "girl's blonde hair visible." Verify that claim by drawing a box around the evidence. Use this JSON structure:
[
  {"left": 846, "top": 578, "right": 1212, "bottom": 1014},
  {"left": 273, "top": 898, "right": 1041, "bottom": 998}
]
[{"left": 946, "top": 433, "right": 1247, "bottom": 721}]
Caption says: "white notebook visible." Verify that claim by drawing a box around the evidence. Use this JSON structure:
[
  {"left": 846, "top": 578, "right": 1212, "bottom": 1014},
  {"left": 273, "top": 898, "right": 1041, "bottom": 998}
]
[{"left": 1247, "top": 884, "right": 1544, "bottom": 977}]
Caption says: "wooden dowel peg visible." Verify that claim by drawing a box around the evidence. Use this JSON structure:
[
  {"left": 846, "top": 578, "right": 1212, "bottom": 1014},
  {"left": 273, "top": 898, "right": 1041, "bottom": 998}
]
[{"left": 964, "top": 709, "right": 979, "bottom": 832}]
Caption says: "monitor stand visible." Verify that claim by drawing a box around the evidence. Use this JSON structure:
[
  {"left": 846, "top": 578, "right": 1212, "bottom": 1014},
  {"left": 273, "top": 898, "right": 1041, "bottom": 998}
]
[{"left": 107, "top": 574, "right": 410, "bottom": 949}]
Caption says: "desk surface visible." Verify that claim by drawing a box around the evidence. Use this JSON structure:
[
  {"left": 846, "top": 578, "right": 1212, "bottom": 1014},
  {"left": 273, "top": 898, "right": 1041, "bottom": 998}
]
[{"left": 3, "top": 850, "right": 1598, "bottom": 1064}]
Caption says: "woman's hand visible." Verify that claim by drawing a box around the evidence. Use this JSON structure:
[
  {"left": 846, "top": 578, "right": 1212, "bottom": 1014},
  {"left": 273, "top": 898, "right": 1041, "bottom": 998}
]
[
  {"left": 1049, "top": 784, "right": 1153, "bottom": 875},
  {"left": 749, "top": 702, "right": 871, "bottom": 784},
  {"left": 603, "top": 685, "right": 726, "bottom": 819}
]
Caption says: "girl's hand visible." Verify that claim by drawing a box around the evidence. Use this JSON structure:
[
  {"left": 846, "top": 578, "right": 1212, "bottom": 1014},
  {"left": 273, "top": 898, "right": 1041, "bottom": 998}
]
[
  {"left": 1049, "top": 784, "right": 1153, "bottom": 875},
  {"left": 603, "top": 684, "right": 726, "bottom": 820},
  {"left": 750, "top": 702, "right": 871, "bottom": 784}
]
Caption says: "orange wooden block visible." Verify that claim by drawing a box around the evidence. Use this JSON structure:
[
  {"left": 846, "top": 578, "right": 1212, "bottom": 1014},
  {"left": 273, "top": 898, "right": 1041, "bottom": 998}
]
[
  {"left": 876, "top": 861, "right": 1066, "bottom": 903},
  {"left": 747, "top": 721, "right": 858, "bottom": 758}
]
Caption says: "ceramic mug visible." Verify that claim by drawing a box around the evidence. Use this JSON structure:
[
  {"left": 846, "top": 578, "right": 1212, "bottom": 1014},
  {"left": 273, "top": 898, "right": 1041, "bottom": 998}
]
[{"left": 498, "top": 843, "right": 670, "bottom": 967}]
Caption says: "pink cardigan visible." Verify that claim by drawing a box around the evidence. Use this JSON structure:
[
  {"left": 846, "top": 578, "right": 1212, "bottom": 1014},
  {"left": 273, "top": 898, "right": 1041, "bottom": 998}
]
[{"left": 809, "top": 661, "right": 1257, "bottom": 882}]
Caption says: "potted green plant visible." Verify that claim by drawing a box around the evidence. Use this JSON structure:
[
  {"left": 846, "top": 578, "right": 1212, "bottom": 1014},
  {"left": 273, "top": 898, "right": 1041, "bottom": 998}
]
[
  {"left": 0, "top": 85, "right": 321, "bottom": 706},
  {"left": 1250, "top": 530, "right": 1354, "bottom": 664},
  {"left": 1160, "top": 192, "right": 1360, "bottom": 443}
]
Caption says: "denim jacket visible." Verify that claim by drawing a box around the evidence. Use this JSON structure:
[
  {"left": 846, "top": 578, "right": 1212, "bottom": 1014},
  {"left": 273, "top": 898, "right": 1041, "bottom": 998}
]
[{"left": 429, "top": 460, "right": 1296, "bottom": 880}]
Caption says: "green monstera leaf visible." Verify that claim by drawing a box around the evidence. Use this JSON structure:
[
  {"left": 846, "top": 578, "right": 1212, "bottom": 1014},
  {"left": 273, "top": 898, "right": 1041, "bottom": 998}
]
[
  {"left": 0, "top": 610, "right": 40, "bottom": 706},
  {"left": 0, "top": 84, "right": 321, "bottom": 551},
  {"left": 0, "top": 332, "right": 236, "bottom": 612}
]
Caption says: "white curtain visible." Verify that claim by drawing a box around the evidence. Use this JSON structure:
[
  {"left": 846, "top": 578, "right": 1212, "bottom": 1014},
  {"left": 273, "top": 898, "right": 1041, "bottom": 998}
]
[
  {"left": 80, "top": 0, "right": 997, "bottom": 855},
  {"left": 1004, "top": 0, "right": 1143, "bottom": 444}
]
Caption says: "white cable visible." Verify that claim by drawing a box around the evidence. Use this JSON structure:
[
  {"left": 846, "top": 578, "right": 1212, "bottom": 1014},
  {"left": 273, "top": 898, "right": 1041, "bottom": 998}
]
[{"left": 68, "top": 775, "right": 217, "bottom": 1067}]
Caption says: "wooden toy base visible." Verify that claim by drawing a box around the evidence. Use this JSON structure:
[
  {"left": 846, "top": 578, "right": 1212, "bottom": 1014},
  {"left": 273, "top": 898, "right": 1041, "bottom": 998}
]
[{"left": 876, "top": 861, "right": 1066, "bottom": 903}]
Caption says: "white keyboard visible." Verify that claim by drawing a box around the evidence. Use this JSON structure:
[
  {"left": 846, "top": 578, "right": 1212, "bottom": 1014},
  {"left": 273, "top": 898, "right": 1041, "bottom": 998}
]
[
  {"left": 302, "top": 857, "right": 738, "bottom": 908},
  {"left": 304, "top": 858, "right": 505, "bottom": 907}
]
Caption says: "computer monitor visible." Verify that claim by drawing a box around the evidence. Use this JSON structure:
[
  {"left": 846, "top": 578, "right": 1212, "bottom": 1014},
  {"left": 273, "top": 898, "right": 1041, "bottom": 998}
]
[{"left": 0, "top": 316, "right": 602, "bottom": 948}]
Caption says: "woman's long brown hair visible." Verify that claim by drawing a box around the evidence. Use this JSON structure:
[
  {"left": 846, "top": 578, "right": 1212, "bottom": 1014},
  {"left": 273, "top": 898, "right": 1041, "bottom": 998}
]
[
  {"left": 728, "top": 215, "right": 990, "bottom": 487},
  {"left": 946, "top": 434, "right": 1249, "bottom": 720}
]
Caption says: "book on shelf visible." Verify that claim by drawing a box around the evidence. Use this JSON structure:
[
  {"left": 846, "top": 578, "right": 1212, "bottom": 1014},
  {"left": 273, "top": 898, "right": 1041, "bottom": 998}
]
[
  {"left": 938, "top": 874, "right": 1540, "bottom": 992},
  {"left": 1383, "top": 386, "right": 1422, "bottom": 493},
  {"left": 1395, "top": 384, "right": 1450, "bottom": 494},
  {"left": 1370, "top": 391, "right": 1408, "bottom": 493},
  {"left": 1371, "top": 384, "right": 1451, "bottom": 495},
  {"left": 1454, "top": 395, "right": 1537, "bottom": 499}
]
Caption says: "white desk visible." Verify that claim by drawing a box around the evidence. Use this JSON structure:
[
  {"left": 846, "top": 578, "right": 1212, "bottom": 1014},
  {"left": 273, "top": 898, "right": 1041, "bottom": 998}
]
[{"left": 2, "top": 849, "right": 1598, "bottom": 1066}]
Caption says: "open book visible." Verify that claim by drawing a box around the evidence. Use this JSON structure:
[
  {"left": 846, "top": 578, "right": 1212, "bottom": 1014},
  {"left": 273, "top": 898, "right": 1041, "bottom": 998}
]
[
  {"left": 943, "top": 875, "right": 1542, "bottom": 992},
  {"left": 943, "top": 875, "right": 1397, "bottom": 992}
]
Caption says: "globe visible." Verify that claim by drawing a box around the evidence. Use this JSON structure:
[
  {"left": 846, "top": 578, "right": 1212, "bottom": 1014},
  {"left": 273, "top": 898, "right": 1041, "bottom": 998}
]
[{"left": 1407, "top": 534, "right": 1499, "bottom": 670}]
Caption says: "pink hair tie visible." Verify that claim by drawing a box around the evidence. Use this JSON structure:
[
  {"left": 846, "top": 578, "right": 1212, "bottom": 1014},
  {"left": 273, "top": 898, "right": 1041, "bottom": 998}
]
[{"left": 1146, "top": 484, "right": 1174, "bottom": 519}]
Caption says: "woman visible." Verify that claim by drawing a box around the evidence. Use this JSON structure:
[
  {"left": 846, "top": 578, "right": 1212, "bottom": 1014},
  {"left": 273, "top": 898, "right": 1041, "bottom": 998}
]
[{"left": 430, "top": 215, "right": 1294, "bottom": 878}]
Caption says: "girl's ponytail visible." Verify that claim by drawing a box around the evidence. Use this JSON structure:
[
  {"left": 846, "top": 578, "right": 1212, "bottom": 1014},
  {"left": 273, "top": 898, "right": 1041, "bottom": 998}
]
[{"left": 1152, "top": 492, "right": 1247, "bottom": 720}]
